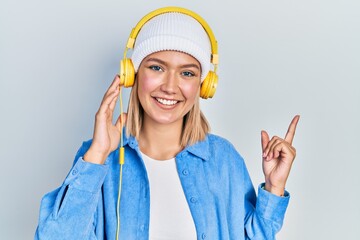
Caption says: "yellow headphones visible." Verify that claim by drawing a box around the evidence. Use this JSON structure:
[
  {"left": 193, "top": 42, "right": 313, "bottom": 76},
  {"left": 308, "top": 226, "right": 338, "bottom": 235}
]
[{"left": 119, "top": 6, "right": 219, "bottom": 99}]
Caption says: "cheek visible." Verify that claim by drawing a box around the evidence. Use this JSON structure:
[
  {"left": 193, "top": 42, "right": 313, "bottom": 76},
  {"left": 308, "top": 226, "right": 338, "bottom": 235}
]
[
  {"left": 181, "top": 82, "right": 200, "bottom": 99},
  {"left": 138, "top": 75, "right": 158, "bottom": 94}
]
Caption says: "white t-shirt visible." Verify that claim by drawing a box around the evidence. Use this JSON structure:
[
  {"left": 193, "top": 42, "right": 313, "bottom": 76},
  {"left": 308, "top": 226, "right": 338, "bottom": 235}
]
[{"left": 141, "top": 152, "right": 197, "bottom": 240}]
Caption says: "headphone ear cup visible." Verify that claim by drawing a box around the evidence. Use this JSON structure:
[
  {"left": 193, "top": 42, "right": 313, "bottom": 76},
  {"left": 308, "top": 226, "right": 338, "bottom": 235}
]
[
  {"left": 200, "top": 71, "right": 218, "bottom": 99},
  {"left": 120, "top": 58, "right": 135, "bottom": 87}
]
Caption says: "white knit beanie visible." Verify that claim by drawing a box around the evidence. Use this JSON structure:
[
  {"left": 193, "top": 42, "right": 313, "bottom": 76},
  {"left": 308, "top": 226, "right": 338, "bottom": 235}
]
[{"left": 131, "top": 12, "right": 211, "bottom": 81}]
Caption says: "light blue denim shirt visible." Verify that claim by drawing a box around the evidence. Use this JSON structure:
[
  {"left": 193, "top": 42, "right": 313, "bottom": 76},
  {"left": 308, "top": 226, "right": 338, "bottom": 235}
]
[{"left": 35, "top": 134, "right": 290, "bottom": 240}]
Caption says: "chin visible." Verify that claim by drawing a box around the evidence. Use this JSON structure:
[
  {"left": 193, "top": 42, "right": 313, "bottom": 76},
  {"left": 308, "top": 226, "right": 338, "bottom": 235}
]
[
  {"left": 154, "top": 117, "right": 181, "bottom": 125},
  {"left": 148, "top": 113, "right": 184, "bottom": 126}
]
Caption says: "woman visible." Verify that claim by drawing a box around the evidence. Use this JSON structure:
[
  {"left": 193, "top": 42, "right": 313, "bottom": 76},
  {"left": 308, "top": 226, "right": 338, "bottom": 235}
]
[{"left": 35, "top": 7, "right": 299, "bottom": 240}]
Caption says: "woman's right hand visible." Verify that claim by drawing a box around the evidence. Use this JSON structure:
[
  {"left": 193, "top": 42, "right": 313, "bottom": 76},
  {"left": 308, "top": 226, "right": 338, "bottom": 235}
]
[{"left": 84, "top": 75, "right": 127, "bottom": 164}]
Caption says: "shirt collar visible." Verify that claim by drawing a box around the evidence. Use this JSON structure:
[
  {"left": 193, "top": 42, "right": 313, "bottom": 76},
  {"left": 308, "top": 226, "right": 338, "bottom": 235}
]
[
  {"left": 123, "top": 132, "right": 210, "bottom": 162},
  {"left": 183, "top": 136, "right": 210, "bottom": 161}
]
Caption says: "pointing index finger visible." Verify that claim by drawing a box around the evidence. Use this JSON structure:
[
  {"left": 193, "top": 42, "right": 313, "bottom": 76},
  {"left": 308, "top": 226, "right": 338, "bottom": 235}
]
[{"left": 284, "top": 115, "right": 300, "bottom": 145}]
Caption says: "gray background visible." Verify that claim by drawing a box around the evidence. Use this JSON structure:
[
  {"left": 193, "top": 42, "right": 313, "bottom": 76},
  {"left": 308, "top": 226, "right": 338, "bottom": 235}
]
[{"left": 1, "top": 0, "right": 359, "bottom": 239}]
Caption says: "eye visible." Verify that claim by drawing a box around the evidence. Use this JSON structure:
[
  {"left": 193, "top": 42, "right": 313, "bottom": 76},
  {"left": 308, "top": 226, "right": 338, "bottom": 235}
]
[
  {"left": 181, "top": 71, "right": 195, "bottom": 77},
  {"left": 149, "top": 65, "right": 163, "bottom": 72}
]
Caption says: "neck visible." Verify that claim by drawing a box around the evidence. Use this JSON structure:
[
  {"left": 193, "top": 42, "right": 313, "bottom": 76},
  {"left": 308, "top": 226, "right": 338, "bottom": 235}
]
[{"left": 138, "top": 116, "right": 183, "bottom": 160}]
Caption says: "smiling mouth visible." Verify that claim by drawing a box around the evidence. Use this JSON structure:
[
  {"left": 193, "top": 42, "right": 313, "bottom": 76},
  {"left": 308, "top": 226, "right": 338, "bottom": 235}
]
[{"left": 155, "top": 97, "right": 179, "bottom": 106}]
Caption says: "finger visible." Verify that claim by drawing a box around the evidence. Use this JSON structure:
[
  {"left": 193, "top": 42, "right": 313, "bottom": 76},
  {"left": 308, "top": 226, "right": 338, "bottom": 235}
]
[
  {"left": 98, "top": 88, "right": 119, "bottom": 115},
  {"left": 108, "top": 75, "right": 121, "bottom": 91},
  {"left": 284, "top": 115, "right": 300, "bottom": 144},
  {"left": 272, "top": 141, "right": 296, "bottom": 161},
  {"left": 271, "top": 141, "right": 285, "bottom": 160},
  {"left": 108, "top": 89, "right": 120, "bottom": 121},
  {"left": 108, "top": 88, "right": 119, "bottom": 111},
  {"left": 264, "top": 136, "right": 282, "bottom": 160},
  {"left": 102, "top": 75, "right": 121, "bottom": 100},
  {"left": 261, "top": 130, "right": 270, "bottom": 153},
  {"left": 115, "top": 113, "right": 128, "bottom": 130}
]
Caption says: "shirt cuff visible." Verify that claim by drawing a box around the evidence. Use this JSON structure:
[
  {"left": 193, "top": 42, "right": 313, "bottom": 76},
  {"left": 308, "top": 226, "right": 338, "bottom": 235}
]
[
  {"left": 64, "top": 157, "right": 109, "bottom": 193},
  {"left": 256, "top": 183, "right": 290, "bottom": 223}
]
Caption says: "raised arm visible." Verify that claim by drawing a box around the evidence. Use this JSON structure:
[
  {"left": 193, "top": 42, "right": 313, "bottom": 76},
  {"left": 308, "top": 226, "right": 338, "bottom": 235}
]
[{"left": 261, "top": 115, "right": 300, "bottom": 196}]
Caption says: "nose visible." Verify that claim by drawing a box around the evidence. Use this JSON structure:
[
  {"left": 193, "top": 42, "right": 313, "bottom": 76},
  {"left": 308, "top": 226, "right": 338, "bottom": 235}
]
[{"left": 160, "top": 71, "right": 179, "bottom": 94}]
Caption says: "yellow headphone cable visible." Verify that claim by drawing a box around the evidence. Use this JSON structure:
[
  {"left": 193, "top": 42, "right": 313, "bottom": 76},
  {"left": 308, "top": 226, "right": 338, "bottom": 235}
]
[{"left": 116, "top": 85, "right": 125, "bottom": 240}]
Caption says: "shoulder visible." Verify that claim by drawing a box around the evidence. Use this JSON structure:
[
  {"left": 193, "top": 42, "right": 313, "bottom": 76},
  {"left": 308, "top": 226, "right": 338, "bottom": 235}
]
[
  {"left": 188, "top": 133, "right": 246, "bottom": 165},
  {"left": 206, "top": 133, "right": 234, "bottom": 146},
  {"left": 206, "top": 133, "right": 242, "bottom": 156},
  {"left": 201, "top": 134, "right": 248, "bottom": 180}
]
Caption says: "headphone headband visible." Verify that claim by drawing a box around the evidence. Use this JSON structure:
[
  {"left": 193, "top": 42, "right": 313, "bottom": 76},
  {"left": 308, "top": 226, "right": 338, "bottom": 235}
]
[{"left": 125, "top": 6, "right": 218, "bottom": 65}]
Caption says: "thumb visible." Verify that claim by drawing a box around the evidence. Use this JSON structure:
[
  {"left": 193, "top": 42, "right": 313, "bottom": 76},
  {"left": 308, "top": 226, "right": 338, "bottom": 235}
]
[
  {"left": 261, "top": 130, "right": 269, "bottom": 152},
  {"left": 115, "top": 112, "right": 128, "bottom": 130}
]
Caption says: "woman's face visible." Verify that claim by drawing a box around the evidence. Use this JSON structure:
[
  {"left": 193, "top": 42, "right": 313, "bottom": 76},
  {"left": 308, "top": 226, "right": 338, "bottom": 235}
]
[{"left": 137, "top": 50, "right": 201, "bottom": 127}]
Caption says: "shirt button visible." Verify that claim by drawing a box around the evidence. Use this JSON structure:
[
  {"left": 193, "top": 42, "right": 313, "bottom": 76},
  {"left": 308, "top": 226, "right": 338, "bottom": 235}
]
[
  {"left": 72, "top": 169, "right": 78, "bottom": 175},
  {"left": 182, "top": 169, "right": 189, "bottom": 175},
  {"left": 190, "top": 197, "right": 197, "bottom": 203},
  {"left": 202, "top": 233, "right": 206, "bottom": 239},
  {"left": 140, "top": 225, "right": 145, "bottom": 231}
]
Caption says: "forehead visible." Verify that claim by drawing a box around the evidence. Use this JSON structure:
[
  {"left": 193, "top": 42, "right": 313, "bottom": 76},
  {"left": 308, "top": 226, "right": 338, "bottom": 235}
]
[{"left": 143, "top": 50, "right": 201, "bottom": 67}]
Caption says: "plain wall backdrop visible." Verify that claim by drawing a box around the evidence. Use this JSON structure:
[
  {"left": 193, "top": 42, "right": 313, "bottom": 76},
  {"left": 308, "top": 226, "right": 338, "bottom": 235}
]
[{"left": 1, "top": 0, "right": 359, "bottom": 239}]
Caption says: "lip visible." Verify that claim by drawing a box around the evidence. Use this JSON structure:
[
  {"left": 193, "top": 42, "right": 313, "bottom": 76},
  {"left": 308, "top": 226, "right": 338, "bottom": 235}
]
[{"left": 152, "top": 96, "right": 182, "bottom": 109}]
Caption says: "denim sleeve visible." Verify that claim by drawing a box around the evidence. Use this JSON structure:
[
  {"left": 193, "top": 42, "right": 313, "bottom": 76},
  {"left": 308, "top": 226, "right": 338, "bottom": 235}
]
[
  {"left": 34, "top": 142, "right": 109, "bottom": 240},
  {"left": 245, "top": 180, "right": 290, "bottom": 240},
  {"left": 242, "top": 162, "right": 290, "bottom": 239}
]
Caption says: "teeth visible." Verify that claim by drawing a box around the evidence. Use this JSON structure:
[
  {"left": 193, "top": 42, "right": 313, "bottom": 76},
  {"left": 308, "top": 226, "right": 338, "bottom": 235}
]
[{"left": 156, "top": 98, "right": 178, "bottom": 106}]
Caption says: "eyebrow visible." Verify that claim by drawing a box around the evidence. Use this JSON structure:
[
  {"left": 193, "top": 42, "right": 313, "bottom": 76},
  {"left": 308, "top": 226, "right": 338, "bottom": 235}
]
[{"left": 145, "top": 57, "right": 200, "bottom": 70}]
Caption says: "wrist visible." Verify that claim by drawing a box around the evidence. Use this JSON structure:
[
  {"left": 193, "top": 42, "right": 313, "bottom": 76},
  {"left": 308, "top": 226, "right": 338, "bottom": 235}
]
[
  {"left": 264, "top": 182, "right": 285, "bottom": 197},
  {"left": 84, "top": 147, "right": 108, "bottom": 164}
]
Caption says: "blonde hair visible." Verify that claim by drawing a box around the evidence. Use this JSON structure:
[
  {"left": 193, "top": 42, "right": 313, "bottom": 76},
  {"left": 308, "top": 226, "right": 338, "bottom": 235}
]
[{"left": 125, "top": 78, "right": 210, "bottom": 147}]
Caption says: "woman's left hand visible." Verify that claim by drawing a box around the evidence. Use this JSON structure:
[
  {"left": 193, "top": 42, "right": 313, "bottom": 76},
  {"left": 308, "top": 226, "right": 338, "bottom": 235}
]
[{"left": 261, "top": 115, "right": 300, "bottom": 196}]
